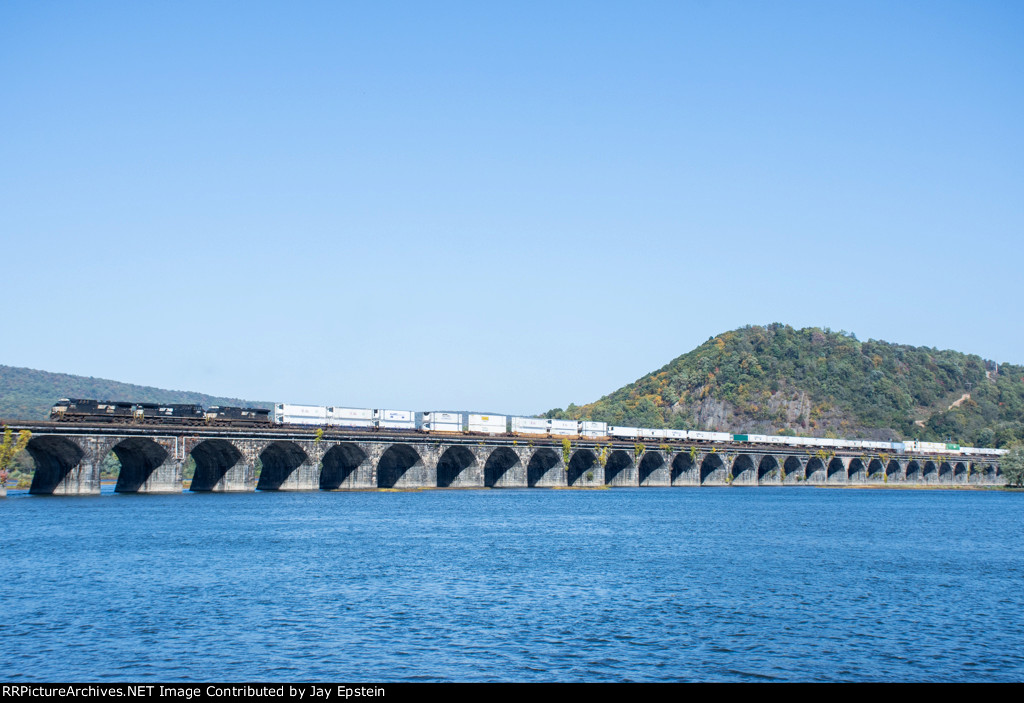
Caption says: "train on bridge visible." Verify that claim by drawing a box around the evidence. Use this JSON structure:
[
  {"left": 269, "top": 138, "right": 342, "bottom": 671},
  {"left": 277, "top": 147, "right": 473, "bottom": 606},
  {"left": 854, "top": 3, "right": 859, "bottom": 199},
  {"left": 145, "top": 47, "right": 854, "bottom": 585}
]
[{"left": 49, "top": 398, "right": 1006, "bottom": 459}]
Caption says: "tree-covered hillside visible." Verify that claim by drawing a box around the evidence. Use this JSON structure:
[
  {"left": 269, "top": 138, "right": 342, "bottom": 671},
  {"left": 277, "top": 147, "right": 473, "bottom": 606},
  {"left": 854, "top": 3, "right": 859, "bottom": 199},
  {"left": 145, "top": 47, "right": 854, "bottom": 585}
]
[
  {"left": 0, "top": 365, "right": 270, "bottom": 421},
  {"left": 546, "top": 324, "right": 1024, "bottom": 447}
]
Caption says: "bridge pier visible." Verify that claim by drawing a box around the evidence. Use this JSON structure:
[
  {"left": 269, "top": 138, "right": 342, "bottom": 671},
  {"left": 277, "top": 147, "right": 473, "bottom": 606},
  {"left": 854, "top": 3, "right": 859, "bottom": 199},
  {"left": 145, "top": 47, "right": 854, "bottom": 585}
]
[
  {"left": 101, "top": 436, "right": 185, "bottom": 493},
  {"left": 730, "top": 454, "right": 757, "bottom": 485},
  {"left": 484, "top": 446, "right": 528, "bottom": 487},
  {"left": 603, "top": 449, "right": 636, "bottom": 487},
  {"left": 671, "top": 452, "right": 699, "bottom": 485},
  {"left": 27, "top": 435, "right": 101, "bottom": 495},
  {"left": 189, "top": 438, "right": 255, "bottom": 492},
  {"left": 639, "top": 451, "right": 670, "bottom": 486}
]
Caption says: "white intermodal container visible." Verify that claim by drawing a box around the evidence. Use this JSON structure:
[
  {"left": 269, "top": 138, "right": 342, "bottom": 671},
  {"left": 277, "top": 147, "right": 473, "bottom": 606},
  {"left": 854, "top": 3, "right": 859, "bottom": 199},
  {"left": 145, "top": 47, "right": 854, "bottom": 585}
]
[
  {"left": 327, "top": 406, "right": 374, "bottom": 428},
  {"left": 640, "top": 428, "right": 668, "bottom": 440},
  {"left": 665, "top": 430, "right": 687, "bottom": 440},
  {"left": 689, "top": 430, "right": 730, "bottom": 442},
  {"left": 580, "top": 421, "right": 608, "bottom": 438},
  {"left": 512, "top": 417, "right": 549, "bottom": 435},
  {"left": 422, "top": 411, "right": 463, "bottom": 433},
  {"left": 468, "top": 414, "right": 507, "bottom": 435},
  {"left": 547, "top": 419, "right": 579, "bottom": 436},
  {"left": 609, "top": 426, "right": 640, "bottom": 440},
  {"left": 375, "top": 409, "right": 414, "bottom": 423},
  {"left": 274, "top": 403, "right": 328, "bottom": 425}
]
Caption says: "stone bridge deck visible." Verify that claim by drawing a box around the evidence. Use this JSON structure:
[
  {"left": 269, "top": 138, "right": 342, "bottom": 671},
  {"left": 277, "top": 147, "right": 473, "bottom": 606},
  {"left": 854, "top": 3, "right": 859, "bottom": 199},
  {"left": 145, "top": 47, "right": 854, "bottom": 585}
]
[{"left": 7, "top": 422, "right": 1004, "bottom": 495}]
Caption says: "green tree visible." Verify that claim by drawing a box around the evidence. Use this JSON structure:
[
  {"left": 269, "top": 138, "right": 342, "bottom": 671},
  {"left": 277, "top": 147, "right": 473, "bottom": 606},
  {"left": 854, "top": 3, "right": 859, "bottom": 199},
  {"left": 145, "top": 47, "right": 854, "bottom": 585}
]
[
  {"left": 0, "top": 427, "right": 31, "bottom": 489},
  {"left": 1000, "top": 444, "right": 1024, "bottom": 487}
]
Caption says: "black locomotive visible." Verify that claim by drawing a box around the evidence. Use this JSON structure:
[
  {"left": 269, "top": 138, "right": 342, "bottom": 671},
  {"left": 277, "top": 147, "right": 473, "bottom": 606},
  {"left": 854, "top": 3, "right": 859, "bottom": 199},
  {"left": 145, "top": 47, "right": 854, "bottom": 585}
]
[{"left": 50, "top": 398, "right": 271, "bottom": 427}]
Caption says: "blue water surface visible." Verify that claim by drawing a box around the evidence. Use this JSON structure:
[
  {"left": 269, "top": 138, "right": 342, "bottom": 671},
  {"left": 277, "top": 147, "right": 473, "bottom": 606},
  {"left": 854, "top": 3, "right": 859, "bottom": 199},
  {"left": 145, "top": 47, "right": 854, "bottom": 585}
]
[{"left": 1, "top": 487, "right": 1022, "bottom": 682}]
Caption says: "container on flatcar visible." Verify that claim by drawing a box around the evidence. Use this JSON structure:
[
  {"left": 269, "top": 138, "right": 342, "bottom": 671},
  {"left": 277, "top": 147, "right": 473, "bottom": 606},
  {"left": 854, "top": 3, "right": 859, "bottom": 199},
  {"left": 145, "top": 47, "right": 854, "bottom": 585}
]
[
  {"left": 580, "top": 421, "right": 609, "bottom": 438},
  {"left": 906, "top": 440, "right": 955, "bottom": 455},
  {"left": 609, "top": 426, "right": 640, "bottom": 440},
  {"left": 375, "top": 409, "right": 416, "bottom": 430},
  {"left": 468, "top": 414, "right": 506, "bottom": 435},
  {"left": 664, "top": 429, "right": 686, "bottom": 441},
  {"left": 422, "top": 411, "right": 463, "bottom": 433},
  {"left": 511, "top": 417, "right": 548, "bottom": 435},
  {"left": 689, "top": 430, "right": 731, "bottom": 443},
  {"left": 640, "top": 428, "right": 668, "bottom": 440},
  {"left": 547, "top": 419, "right": 579, "bottom": 437},
  {"left": 327, "top": 406, "right": 374, "bottom": 428},
  {"left": 275, "top": 403, "right": 328, "bottom": 425}
]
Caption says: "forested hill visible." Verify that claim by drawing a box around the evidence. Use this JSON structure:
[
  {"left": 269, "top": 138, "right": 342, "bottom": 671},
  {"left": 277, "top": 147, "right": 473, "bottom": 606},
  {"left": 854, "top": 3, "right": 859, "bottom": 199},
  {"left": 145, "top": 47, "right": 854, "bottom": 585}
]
[
  {"left": 545, "top": 324, "right": 1024, "bottom": 448},
  {"left": 0, "top": 365, "right": 271, "bottom": 421}
]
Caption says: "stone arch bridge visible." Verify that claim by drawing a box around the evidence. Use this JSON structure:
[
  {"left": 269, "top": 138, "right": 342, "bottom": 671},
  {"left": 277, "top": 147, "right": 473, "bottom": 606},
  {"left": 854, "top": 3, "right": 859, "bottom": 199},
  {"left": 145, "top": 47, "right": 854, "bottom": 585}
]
[{"left": 10, "top": 424, "right": 1004, "bottom": 495}]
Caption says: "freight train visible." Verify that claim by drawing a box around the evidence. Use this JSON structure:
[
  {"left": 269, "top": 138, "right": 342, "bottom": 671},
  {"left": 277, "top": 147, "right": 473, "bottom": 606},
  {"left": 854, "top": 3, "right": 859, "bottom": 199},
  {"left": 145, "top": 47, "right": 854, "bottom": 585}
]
[{"left": 49, "top": 398, "right": 1006, "bottom": 459}]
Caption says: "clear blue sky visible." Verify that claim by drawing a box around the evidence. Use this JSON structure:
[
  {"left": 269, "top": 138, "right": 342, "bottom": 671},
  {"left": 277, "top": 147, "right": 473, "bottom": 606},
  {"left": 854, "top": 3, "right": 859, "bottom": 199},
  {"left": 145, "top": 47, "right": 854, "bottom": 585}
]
[{"left": 2, "top": 1, "right": 1022, "bottom": 414}]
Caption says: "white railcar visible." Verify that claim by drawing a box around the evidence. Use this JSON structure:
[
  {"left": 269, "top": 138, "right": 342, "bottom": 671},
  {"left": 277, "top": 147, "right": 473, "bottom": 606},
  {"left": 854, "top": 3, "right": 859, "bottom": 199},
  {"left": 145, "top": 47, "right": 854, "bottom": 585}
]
[
  {"left": 469, "top": 414, "right": 506, "bottom": 435},
  {"left": 421, "top": 411, "right": 463, "bottom": 433},
  {"left": 580, "top": 421, "right": 608, "bottom": 438},
  {"left": 327, "top": 406, "right": 374, "bottom": 428},
  {"left": 274, "top": 403, "right": 327, "bottom": 425},
  {"left": 664, "top": 429, "right": 687, "bottom": 441},
  {"left": 548, "top": 419, "right": 580, "bottom": 437},
  {"left": 609, "top": 426, "right": 640, "bottom": 440},
  {"left": 689, "top": 430, "right": 732, "bottom": 443},
  {"left": 374, "top": 408, "right": 416, "bottom": 430},
  {"left": 511, "top": 417, "right": 548, "bottom": 435}
]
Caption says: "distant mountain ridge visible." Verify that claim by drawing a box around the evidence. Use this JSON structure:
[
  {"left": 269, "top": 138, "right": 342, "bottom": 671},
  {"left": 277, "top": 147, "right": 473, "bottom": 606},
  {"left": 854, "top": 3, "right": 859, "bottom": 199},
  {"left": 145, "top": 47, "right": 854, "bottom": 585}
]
[
  {"left": 0, "top": 365, "right": 271, "bottom": 421},
  {"left": 545, "top": 324, "right": 1024, "bottom": 448}
]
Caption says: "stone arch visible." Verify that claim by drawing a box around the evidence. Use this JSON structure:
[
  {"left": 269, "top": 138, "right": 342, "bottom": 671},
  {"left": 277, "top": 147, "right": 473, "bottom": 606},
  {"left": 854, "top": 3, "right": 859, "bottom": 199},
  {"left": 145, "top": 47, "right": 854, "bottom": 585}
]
[
  {"left": 567, "top": 449, "right": 598, "bottom": 486},
  {"left": 905, "top": 460, "right": 921, "bottom": 482},
  {"left": 671, "top": 452, "right": 698, "bottom": 485},
  {"left": 938, "top": 462, "right": 954, "bottom": 484},
  {"left": 111, "top": 437, "right": 170, "bottom": 493},
  {"left": 783, "top": 456, "right": 804, "bottom": 485},
  {"left": 189, "top": 439, "right": 244, "bottom": 492},
  {"left": 377, "top": 444, "right": 425, "bottom": 488},
  {"left": 257, "top": 441, "right": 311, "bottom": 490},
  {"left": 484, "top": 447, "right": 524, "bottom": 487},
  {"left": 867, "top": 458, "right": 884, "bottom": 482},
  {"left": 638, "top": 451, "right": 668, "bottom": 486},
  {"left": 731, "top": 454, "right": 756, "bottom": 485},
  {"left": 923, "top": 461, "right": 938, "bottom": 483},
  {"left": 969, "top": 462, "right": 989, "bottom": 485},
  {"left": 604, "top": 450, "right": 634, "bottom": 486},
  {"left": 847, "top": 458, "right": 866, "bottom": 483},
  {"left": 527, "top": 447, "right": 562, "bottom": 487},
  {"left": 953, "top": 461, "right": 968, "bottom": 484},
  {"left": 805, "top": 457, "right": 826, "bottom": 483},
  {"left": 436, "top": 446, "right": 479, "bottom": 487},
  {"left": 320, "top": 443, "right": 369, "bottom": 489},
  {"left": 757, "top": 455, "right": 780, "bottom": 484},
  {"left": 27, "top": 435, "right": 87, "bottom": 494},
  {"left": 700, "top": 453, "right": 727, "bottom": 485},
  {"left": 886, "top": 459, "right": 902, "bottom": 481},
  {"left": 827, "top": 457, "right": 847, "bottom": 484}
]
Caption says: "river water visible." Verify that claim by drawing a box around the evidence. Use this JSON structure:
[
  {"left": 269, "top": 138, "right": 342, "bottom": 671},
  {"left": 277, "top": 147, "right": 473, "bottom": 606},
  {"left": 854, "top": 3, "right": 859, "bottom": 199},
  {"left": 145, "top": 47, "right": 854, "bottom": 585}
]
[{"left": 1, "top": 486, "right": 1022, "bottom": 682}]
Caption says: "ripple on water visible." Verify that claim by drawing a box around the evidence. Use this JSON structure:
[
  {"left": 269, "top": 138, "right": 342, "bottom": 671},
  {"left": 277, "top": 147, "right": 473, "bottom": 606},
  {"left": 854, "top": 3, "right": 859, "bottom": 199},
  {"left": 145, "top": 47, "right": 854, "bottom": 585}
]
[{"left": 1, "top": 488, "right": 1023, "bottom": 681}]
